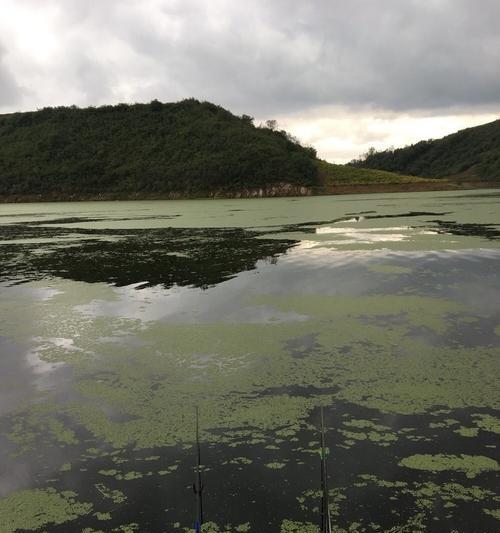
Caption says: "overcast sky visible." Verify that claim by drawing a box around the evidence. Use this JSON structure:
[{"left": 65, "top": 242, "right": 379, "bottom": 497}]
[{"left": 1, "top": 0, "right": 499, "bottom": 162}]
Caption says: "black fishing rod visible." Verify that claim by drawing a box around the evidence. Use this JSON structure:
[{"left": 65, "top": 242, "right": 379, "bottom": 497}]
[
  {"left": 319, "top": 406, "right": 332, "bottom": 533},
  {"left": 193, "top": 406, "right": 204, "bottom": 533}
]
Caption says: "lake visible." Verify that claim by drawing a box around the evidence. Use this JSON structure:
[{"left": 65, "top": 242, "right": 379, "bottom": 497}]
[{"left": 0, "top": 190, "right": 499, "bottom": 533}]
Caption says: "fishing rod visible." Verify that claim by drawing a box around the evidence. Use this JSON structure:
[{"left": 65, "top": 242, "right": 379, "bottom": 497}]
[
  {"left": 319, "top": 406, "right": 332, "bottom": 533},
  {"left": 193, "top": 406, "right": 204, "bottom": 533}
]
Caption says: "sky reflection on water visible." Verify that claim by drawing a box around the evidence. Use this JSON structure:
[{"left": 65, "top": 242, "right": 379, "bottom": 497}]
[{"left": 0, "top": 190, "right": 499, "bottom": 532}]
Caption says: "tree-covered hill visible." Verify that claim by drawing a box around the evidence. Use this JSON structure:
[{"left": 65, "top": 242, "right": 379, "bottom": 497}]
[
  {"left": 0, "top": 99, "right": 318, "bottom": 197},
  {"left": 350, "top": 119, "right": 500, "bottom": 181}
]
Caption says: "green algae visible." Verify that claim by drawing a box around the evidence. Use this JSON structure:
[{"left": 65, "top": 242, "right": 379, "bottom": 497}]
[
  {"left": 119, "top": 471, "right": 145, "bottom": 481},
  {"left": 95, "top": 512, "right": 112, "bottom": 520},
  {"left": 250, "top": 293, "right": 462, "bottom": 333},
  {"left": 98, "top": 469, "right": 119, "bottom": 476},
  {"left": 296, "top": 487, "right": 346, "bottom": 517},
  {"left": 95, "top": 483, "right": 127, "bottom": 504},
  {"left": 2, "top": 192, "right": 500, "bottom": 533},
  {"left": 343, "top": 419, "right": 390, "bottom": 431},
  {"left": 483, "top": 508, "right": 500, "bottom": 520},
  {"left": 180, "top": 521, "right": 249, "bottom": 533},
  {"left": 280, "top": 519, "right": 320, "bottom": 533},
  {"left": 5, "top": 276, "right": 500, "bottom": 461},
  {"left": 223, "top": 457, "right": 253, "bottom": 466},
  {"left": 340, "top": 419, "right": 398, "bottom": 447},
  {"left": 399, "top": 454, "right": 500, "bottom": 478},
  {"left": 354, "top": 474, "right": 498, "bottom": 530},
  {"left": 158, "top": 464, "right": 179, "bottom": 475},
  {"left": 112, "top": 524, "right": 139, "bottom": 532},
  {"left": 8, "top": 404, "right": 79, "bottom": 453},
  {"left": 0, "top": 488, "right": 92, "bottom": 532},
  {"left": 454, "top": 426, "right": 479, "bottom": 437},
  {"left": 265, "top": 461, "right": 286, "bottom": 469},
  {"left": 473, "top": 413, "right": 500, "bottom": 434}
]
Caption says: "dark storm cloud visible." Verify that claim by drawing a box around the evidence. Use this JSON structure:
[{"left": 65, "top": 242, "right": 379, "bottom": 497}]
[{"left": 2, "top": 0, "right": 500, "bottom": 115}]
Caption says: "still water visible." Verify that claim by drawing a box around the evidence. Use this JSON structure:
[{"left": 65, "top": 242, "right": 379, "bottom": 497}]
[{"left": 0, "top": 190, "right": 499, "bottom": 532}]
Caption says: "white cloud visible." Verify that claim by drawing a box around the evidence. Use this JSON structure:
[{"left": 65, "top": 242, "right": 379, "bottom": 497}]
[{"left": 275, "top": 107, "right": 500, "bottom": 163}]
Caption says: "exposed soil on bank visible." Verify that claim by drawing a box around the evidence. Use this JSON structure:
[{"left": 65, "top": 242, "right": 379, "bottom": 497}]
[{"left": 0, "top": 180, "right": 498, "bottom": 203}]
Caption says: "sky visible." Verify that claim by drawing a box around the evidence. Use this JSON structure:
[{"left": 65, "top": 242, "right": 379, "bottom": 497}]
[{"left": 1, "top": 0, "right": 499, "bottom": 162}]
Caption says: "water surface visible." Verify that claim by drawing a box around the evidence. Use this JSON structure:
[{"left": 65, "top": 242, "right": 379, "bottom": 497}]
[{"left": 0, "top": 190, "right": 499, "bottom": 532}]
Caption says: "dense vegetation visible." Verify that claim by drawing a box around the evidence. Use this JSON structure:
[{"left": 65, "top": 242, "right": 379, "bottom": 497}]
[
  {"left": 2, "top": 99, "right": 495, "bottom": 199},
  {"left": 351, "top": 119, "right": 500, "bottom": 181},
  {"left": 0, "top": 99, "right": 318, "bottom": 196},
  {"left": 316, "top": 160, "right": 432, "bottom": 186}
]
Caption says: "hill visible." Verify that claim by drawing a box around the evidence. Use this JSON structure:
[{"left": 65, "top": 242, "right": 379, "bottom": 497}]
[
  {"left": 1, "top": 99, "right": 493, "bottom": 202},
  {"left": 350, "top": 119, "right": 500, "bottom": 181},
  {"left": 0, "top": 99, "right": 318, "bottom": 198}
]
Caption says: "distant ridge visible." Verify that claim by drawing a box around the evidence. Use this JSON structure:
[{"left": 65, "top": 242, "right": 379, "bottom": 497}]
[{"left": 350, "top": 119, "right": 500, "bottom": 181}]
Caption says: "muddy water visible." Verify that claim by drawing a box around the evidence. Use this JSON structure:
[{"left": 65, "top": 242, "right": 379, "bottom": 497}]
[{"left": 0, "top": 190, "right": 499, "bottom": 532}]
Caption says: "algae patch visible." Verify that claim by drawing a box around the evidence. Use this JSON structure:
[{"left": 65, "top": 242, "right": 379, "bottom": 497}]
[
  {"left": 399, "top": 454, "right": 499, "bottom": 478},
  {"left": 0, "top": 488, "right": 92, "bottom": 532},
  {"left": 473, "top": 413, "right": 500, "bottom": 434}
]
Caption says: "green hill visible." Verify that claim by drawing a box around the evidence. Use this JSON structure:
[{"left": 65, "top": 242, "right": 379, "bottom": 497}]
[
  {"left": 350, "top": 119, "right": 500, "bottom": 181},
  {"left": 2, "top": 99, "right": 489, "bottom": 201},
  {"left": 0, "top": 99, "right": 318, "bottom": 197}
]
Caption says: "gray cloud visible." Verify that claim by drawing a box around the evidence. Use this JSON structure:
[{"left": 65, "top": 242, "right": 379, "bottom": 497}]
[
  {"left": 0, "top": 43, "right": 21, "bottom": 107},
  {"left": 2, "top": 0, "right": 500, "bottom": 116}
]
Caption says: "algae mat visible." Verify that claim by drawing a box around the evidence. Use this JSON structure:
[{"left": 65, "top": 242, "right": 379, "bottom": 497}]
[{"left": 0, "top": 190, "right": 499, "bottom": 532}]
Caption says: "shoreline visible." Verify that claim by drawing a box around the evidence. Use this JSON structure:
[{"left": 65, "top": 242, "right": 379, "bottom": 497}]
[{"left": 0, "top": 180, "right": 498, "bottom": 203}]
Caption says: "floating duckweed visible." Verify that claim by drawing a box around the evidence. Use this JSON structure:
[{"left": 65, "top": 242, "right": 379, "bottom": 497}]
[
  {"left": 158, "top": 464, "right": 179, "bottom": 475},
  {"left": 340, "top": 419, "right": 397, "bottom": 447},
  {"left": 0, "top": 488, "right": 92, "bottom": 532},
  {"left": 399, "top": 454, "right": 499, "bottom": 478},
  {"left": 95, "top": 512, "right": 112, "bottom": 520},
  {"left": 454, "top": 426, "right": 479, "bottom": 437},
  {"left": 98, "top": 469, "right": 119, "bottom": 477},
  {"left": 265, "top": 462, "right": 286, "bottom": 469},
  {"left": 280, "top": 519, "right": 320, "bottom": 533},
  {"left": 112, "top": 524, "right": 139, "bottom": 532},
  {"left": 6, "top": 283, "right": 500, "bottom": 460},
  {"left": 95, "top": 483, "right": 126, "bottom": 504},
  {"left": 343, "top": 419, "right": 390, "bottom": 431},
  {"left": 473, "top": 413, "right": 500, "bottom": 434},
  {"left": 8, "top": 405, "right": 79, "bottom": 453},
  {"left": 483, "top": 508, "right": 500, "bottom": 520},
  {"left": 224, "top": 457, "right": 253, "bottom": 466},
  {"left": 181, "top": 522, "right": 235, "bottom": 533},
  {"left": 120, "top": 471, "right": 144, "bottom": 481}
]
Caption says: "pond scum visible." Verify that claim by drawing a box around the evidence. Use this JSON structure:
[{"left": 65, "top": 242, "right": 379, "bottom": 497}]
[
  {"left": 1, "top": 282, "right": 499, "bottom": 531},
  {"left": 0, "top": 193, "right": 499, "bottom": 531}
]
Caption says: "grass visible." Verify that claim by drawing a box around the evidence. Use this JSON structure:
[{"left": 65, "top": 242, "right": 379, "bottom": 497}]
[{"left": 316, "top": 160, "right": 438, "bottom": 186}]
